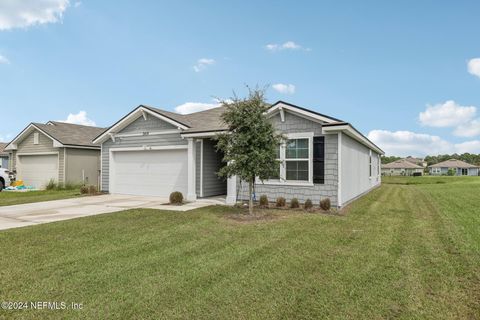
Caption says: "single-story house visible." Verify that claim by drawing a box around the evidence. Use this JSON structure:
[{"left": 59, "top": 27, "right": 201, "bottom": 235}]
[
  {"left": 382, "top": 159, "right": 424, "bottom": 176},
  {"left": 5, "top": 121, "right": 104, "bottom": 189},
  {"left": 0, "top": 142, "right": 9, "bottom": 169},
  {"left": 93, "top": 101, "right": 384, "bottom": 207},
  {"left": 429, "top": 159, "right": 479, "bottom": 176}
]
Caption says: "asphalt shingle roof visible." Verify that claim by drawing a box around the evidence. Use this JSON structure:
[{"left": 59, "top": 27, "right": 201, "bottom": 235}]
[
  {"left": 429, "top": 159, "right": 478, "bottom": 169},
  {"left": 143, "top": 105, "right": 229, "bottom": 133},
  {"left": 0, "top": 142, "right": 8, "bottom": 156},
  {"left": 34, "top": 121, "right": 105, "bottom": 148},
  {"left": 382, "top": 159, "right": 424, "bottom": 169}
]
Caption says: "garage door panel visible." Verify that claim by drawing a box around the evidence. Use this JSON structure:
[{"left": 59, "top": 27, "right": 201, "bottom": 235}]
[
  {"left": 110, "top": 150, "right": 188, "bottom": 197},
  {"left": 17, "top": 154, "right": 58, "bottom": 189}
]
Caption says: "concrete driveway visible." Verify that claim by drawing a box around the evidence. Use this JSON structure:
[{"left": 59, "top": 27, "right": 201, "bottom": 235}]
[{"left": 0, "top": 194, "right": 223, "bottom": 231}]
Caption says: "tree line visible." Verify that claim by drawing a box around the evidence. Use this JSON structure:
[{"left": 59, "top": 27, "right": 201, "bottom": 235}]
[{"left": 381, "top": 153, "right": 480, "bottom": 166}]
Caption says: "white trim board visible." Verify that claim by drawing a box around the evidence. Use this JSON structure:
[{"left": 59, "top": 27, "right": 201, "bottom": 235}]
[
  {"left": 266, "top": 102, "right": 337, "bottom": 124},
  {"left": 16, "top": 152, "right": 59, "bottom": 156},
  {"left": 181, "top": 131, "right": 226, "bottom": 138},
  {"left": 109, "top": 145, "right": 188, "bottom": 152},
  {"left": 322, "top": 124, "right": 384, "bottom": 155},
  {"left": 93, "top": 106, "right": 189, "bottom": 144},
  {"left": 5, "top": 124, "right": 62, "bottom": 151}
]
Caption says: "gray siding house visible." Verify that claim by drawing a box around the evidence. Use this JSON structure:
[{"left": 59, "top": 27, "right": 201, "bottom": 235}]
[
  {"left": 429, "top": 159, "right": 479, "bottom": 176},
  {"left": 5, "top": 122, "right": 104, "bottom": 189},
  {"left": 0, "top": 143, "right": 9, "bottom": 169},
  {"left": 94, "top": 101, "right": 384, "bottom": 207}
]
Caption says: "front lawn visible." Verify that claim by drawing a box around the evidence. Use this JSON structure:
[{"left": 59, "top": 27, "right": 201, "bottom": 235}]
[
  {"left": 0, "top": 189, "right": 81, "bottom": 206},
  {"left": 0, "top": 177, "right": 479, "bottom": 319}
]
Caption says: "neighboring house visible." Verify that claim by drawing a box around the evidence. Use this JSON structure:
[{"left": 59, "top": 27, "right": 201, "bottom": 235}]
[
  {"left": 0, "top": 142, "right": 9, "bottom": 169},
  {"left": 93, "top": 101, "right": 384, "bottom": 207},
  {"left": 382, "top": 159, "right": 424, "bottom": 176},
  {"left": 5, "top": 122, "right": 104, "bottom": 189},
  {"left": 404, "top": 156, "right": 427, "bottom": 168},
  {"left": 429, "top": 159, "right": 479, "bottom": 176}
]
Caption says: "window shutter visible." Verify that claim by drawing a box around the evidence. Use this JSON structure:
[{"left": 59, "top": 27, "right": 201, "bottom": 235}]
[{"left": 313, "top": 136, "right": 325, "bottom": 184}]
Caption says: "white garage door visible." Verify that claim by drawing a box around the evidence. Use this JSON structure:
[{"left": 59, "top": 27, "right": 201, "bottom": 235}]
[
  {"left": 17, "top": 154, "right": 59, "bottom": 189},
  {"left": 110, "top": 149, "right": 188, "bottom": 197}
]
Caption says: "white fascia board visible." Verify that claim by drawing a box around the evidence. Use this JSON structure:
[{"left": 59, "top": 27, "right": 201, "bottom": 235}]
[
  {"left": 322, "top": 125, "right": 384, "bottom": 155},
  {"left": 63, "top": 145, "right": 100, "bottom": 150},
  {"left": 266, "top": 102, "right": 336, "bottom": 124},
  {"left": 181, "top": 131, "right": 226, "bottom": 138},
  {"left": 109, "top": 145, "right": 188, "bottom": 152},
  {"left": 5, "top": 124, "right": 61, "bottom": 150},
  {"left": 93, "top": 107, "right": 187, "bottom": 144}
]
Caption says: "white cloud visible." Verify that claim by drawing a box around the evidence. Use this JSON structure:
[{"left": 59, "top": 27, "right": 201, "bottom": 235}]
[
  {"left": 272, "top": 83, "right": 296, "bottom": 94},
  {"left": 454, "top": 140, "right": 480, "bottom": 153},
  {"left": 467, "top": 58, "right": 480, "bottom": 78},
  {"left": 0, "top": 55, "right": 9, "bottom": 64},
  {"left": 265, "top": 41, "right": 309, "bottom": 52},
  {"left": 59, "top": 111, "right": 96, "bottom": 126},
  {"left": 193, "top": 58, "right": 215, "bottom": 72},
  {"left": 175, "top": 101, "right": 220, "bottom": 114},
  {"left": 0, "top": 0, "right": 69, "bottom": 31},
  {"left": 175, "top": 99, "right": 232, "bottom": 114},
  {"left": 453, "top": 119, "right": 480, "bottom": 137},
  {"left": 368, "top": 129, "right": 480, "bottom": 156},
  {"left": 419, "top": 100, "right": 476, "bottom": 127}
]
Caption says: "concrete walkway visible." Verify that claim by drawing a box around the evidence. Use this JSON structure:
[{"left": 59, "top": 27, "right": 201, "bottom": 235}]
[{"left": 0, "top": 194, "right": 224, "bottom": 231}]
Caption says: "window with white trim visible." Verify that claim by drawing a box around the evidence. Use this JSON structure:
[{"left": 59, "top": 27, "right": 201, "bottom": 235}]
[
  {"left": 285, "top": 138, "right": 309, "bottom": 181},
  {"left": 262, "top": 132, "right": 321, "bottom": 185}
]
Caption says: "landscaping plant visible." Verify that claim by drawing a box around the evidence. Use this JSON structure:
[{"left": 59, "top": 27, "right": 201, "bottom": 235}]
[
  {"left": 169, "top": 191, "right": 184, "bottom": 204},
  {"left": 259, "top": 195, "right": 269, "bottom": 208},
  {"left": 320, "top": 198, "right": 331, "bottom": 211},
  {"left": 276, "top": 197, "right": 286, "bottom": 207},
  {"left": 304, "top": 199, "right": 313, "bottom": 210},
  {"left": 290, "top": 198, "right": 299, "bottom": 209},
  {"left": 216, "top": 86, "right": 283, "bottom": 214}
]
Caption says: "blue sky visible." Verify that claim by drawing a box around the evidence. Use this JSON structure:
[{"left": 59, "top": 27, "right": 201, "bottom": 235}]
[{"left": 1, "top": 0, "right": 480, "bottom": 156}]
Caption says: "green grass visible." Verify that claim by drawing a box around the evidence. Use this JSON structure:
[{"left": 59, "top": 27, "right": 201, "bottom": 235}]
[
  {"left": 0, "top": 177, "right": 479, "bottom": 319},
  {"left": 0, "top": 189, "right": 81, "bottom": 206},
  {"left": 382, "top": 175, "right": 478, "bottom": 185}
]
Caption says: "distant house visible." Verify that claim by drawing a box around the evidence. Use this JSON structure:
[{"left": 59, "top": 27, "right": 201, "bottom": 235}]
[
  {"left": 382, "top": 159, "right": 424, "bottom": 176},
  {"left": 429, "top": 159, "right": 479, "bottom": 176},
  {"left": 404, "top": 156, "right": 427, "bottom": 168},
  {"left": 0, "top": 142, "right": 9, "bottom": 169},
  {"left": 5, "top": 121, "right": 104, "bottom": 189}
]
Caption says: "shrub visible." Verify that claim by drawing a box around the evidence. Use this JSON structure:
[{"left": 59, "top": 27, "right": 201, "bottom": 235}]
[
  {"left": 320, "top": 198, "right": 331, "bottom": 211},
  {"left": 276, "top": 197, "right": 286, "bottom": 207},
  {"left": 45, "top": 179, "right": 57, "bottom": 190},
  {"left": 290, "top": 198, "right": 299, "bottom": 209},
  {"left": 169, "top": 191, "right": 184, "bottom": 204},
  {"left": 304, "top": 199, "right": 313, "bottom": 210},
  {"left": 80, "top": 185, "right": 89, "bottom": 194},
  {"left": 88, "top": 185, "right": 98, "bottom": 194},
  {"left": 259, "top": 195, "right": 269, "bottom": 208}
]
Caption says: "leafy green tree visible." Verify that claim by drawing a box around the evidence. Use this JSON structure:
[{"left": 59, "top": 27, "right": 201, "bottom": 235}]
[
  {"left": 381, "top": 155, "right": 402, "bottom": 164},
  {"left": 216, "top": 87, "right": 283, "bottom": 214}
]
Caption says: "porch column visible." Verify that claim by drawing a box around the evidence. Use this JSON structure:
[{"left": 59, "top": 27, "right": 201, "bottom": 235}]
[
  {"left": 187, "top": 138, "right": 197, "bottom": 201},
  {"left": 226, "top": 175, "right": 237, "bottom": 205}
]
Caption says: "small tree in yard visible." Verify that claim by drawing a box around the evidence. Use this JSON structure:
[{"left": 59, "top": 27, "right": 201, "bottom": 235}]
[{"left": 216, "top": 87, "right": 283, "bottom": 215}]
